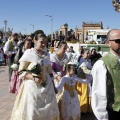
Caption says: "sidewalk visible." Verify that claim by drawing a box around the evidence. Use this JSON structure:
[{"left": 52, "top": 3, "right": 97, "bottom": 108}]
[{"left": 0, "top": 66, "right": 15, "bottom": 120}]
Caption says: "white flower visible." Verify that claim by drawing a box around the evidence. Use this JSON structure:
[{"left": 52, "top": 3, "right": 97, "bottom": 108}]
[
  {"left": 27, "top": 62, "right": 38, "bottom": 70},
  {"left": 11, "top": 63, "right": 19, "bottom": 71}
]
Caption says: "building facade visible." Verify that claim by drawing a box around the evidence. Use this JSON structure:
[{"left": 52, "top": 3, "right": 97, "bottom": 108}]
[
  {"left": 75, "top": 22, "right": 103, "bottom": 43},
  {"left": 55, "top": 22, "right": 104, "bottom": 43}
]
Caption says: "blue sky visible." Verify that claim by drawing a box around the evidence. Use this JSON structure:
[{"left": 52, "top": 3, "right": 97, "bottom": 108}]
[{"left": 0, "top": 0, "right": 120, "bottom": 35}]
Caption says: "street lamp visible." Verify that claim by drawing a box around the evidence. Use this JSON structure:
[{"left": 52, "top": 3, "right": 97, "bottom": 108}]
[
  {"left": 3, "top": 20, "right": 7, "bottom": 37},
  {"left": 30, "top": 24, "right": 34, "bottom": 33},
  {"left": 22, "top": 28, "right": 26, "bottom": 34},
  {"left": 45, "top": 14, "right": 53, "bottom": 40},
  {"left": 112, "top": 0, "right": 120, "bottom": 12}
]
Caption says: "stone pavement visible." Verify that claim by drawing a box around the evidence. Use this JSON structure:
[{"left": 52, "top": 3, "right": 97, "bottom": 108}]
[
  {"left": 0, "top": 66, "right": 96, "bottom": 120},
  {"left": 0, "top": 66, "right": 15, "bottom": 120}
]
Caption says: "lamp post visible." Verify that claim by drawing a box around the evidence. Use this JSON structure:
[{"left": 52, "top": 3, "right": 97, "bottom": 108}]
[
  {"left": 45, "top": 14, "right": 53, "bottom": 41},
  {"left": 23, "top": 28, "right": 26, "bottom": 34},
  {"left": 112, "top": 0, "right": 120, "bottom": 12},
  {"left": 3, "top": 20, "right": 7, "bottom": 37},
  {"left": 30, "top": 24, "right": 34, "bottom": 33}
]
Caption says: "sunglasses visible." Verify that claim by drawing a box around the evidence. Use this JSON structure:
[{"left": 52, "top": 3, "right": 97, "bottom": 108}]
[{"left": 109, "top": 39, "right": 120, "bottom": 44}]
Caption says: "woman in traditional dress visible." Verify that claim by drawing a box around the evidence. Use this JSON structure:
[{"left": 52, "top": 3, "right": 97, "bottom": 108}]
[
  {"left": 56, "top": 62, "right": 90, "bottom": 120},
  {"left": 50, "top": 41, "right": 68, "bottom": 88},
  {"left": 50, "top": 41, "right": 68, "bottom": 119},
  {"left": 11, "top": 33, "right": 59, "bottom": 120},
  {"left": 10, "top": 39, "right": 32, "bottom": 94},
  {"left": 76, "top": 48, "right": 92, "bottom": 113}
]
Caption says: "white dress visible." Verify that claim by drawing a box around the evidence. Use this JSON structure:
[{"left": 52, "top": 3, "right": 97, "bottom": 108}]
[
  {"left": 57, "top": 75, "right": 90, "bottom": 120},
  {"left": 11, "top": 48, "right": 59, "bottom": 120}
]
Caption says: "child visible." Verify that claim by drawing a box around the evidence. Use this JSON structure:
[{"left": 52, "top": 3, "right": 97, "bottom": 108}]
[{"left": 56, "top": 62, "right": 90, "bottom": 120}]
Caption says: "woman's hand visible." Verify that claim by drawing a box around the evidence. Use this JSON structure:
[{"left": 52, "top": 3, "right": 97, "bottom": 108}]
[
  {"left": 33, "top": 76, "right": 42, "bottom": 83},
  {"left": 25, "top": 73, "right": 42, "bottom": 83},
  {"left": 25, "top": 73, "right": 33, "bottom": 79},
  {"left": 62, "top": 64, "right": 66, "bottom": 71},
  {"left": 56, "top": 76, "right": 61, "bottom": 81},
  {"left": 54, "top": 74, "right": 61, "bottom": 81}
]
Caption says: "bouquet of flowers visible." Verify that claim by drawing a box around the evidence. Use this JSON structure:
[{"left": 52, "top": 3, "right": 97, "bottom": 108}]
[
  {"left": 27, "top": 62, "right": 46, "bottom": 87},
  {"left": 27, "top": 62, "right": 41, "bottom": 76},
  {"left": 11, "top": 63, "right": 19, "bottom": 71}
]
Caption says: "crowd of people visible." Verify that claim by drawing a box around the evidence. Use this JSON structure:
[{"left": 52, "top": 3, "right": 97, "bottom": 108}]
[{"left": 0, "top": 29, "right": 120, "bottom": 120}]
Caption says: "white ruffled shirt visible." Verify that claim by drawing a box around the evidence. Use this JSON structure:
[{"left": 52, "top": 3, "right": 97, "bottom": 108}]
[
  {"left": 91, "top": 53, "right": 120, "bottom": 120},
  {"left": 4, "top": 40, "right": 17, "bottom": 55}
]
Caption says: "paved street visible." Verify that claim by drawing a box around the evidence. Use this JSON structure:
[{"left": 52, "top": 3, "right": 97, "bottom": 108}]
[
  {"left": 0, "top": 66, "right": 96, "bottom": 120},
  {"left": 0, "top": 66, "right": 15, "bottom": 120}
]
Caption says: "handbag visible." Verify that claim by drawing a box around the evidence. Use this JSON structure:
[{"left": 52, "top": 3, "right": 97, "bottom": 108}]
[{"left": 9, "top": 71, "right": 22, "bottom": 94}]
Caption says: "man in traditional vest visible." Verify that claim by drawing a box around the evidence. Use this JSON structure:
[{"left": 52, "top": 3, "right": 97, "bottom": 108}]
[
  {"left": 4, "top": 33, "right": 18, "bottom": 81},
  {"left": 92, "top": 29, "right": 120, "bottom": 120}
]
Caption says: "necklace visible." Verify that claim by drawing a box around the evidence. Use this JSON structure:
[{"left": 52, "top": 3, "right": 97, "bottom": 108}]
[
  {"left": 34, "top": 48, "right": 42, "bottom": 54},
  {"left": 56, "top": 52, "right": 65, "bottom": 60},
  {"left": 34, "top": 48, "right": 47, "bottom": 60},
  {"left": 34, "top": 48, "right": 43, "bottom": 57}
]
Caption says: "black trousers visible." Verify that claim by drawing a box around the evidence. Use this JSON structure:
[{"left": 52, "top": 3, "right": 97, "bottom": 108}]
[{"left": 107, "top": 109, "right": 120, "bottom": 120}]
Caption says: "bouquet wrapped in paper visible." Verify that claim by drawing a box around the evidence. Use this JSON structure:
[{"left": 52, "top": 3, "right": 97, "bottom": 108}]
[
  {"left": 27, "top": 62, "right": 47, "bottom": 86},
  {"left": 11, "top": 63, "right": 19, "bottom": 71},
  {"left": 18, "top": 62, "right": 42, "bottom": 79},
  {"left": 27, "top": 62, "right": 41, "bottom": 77}
]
